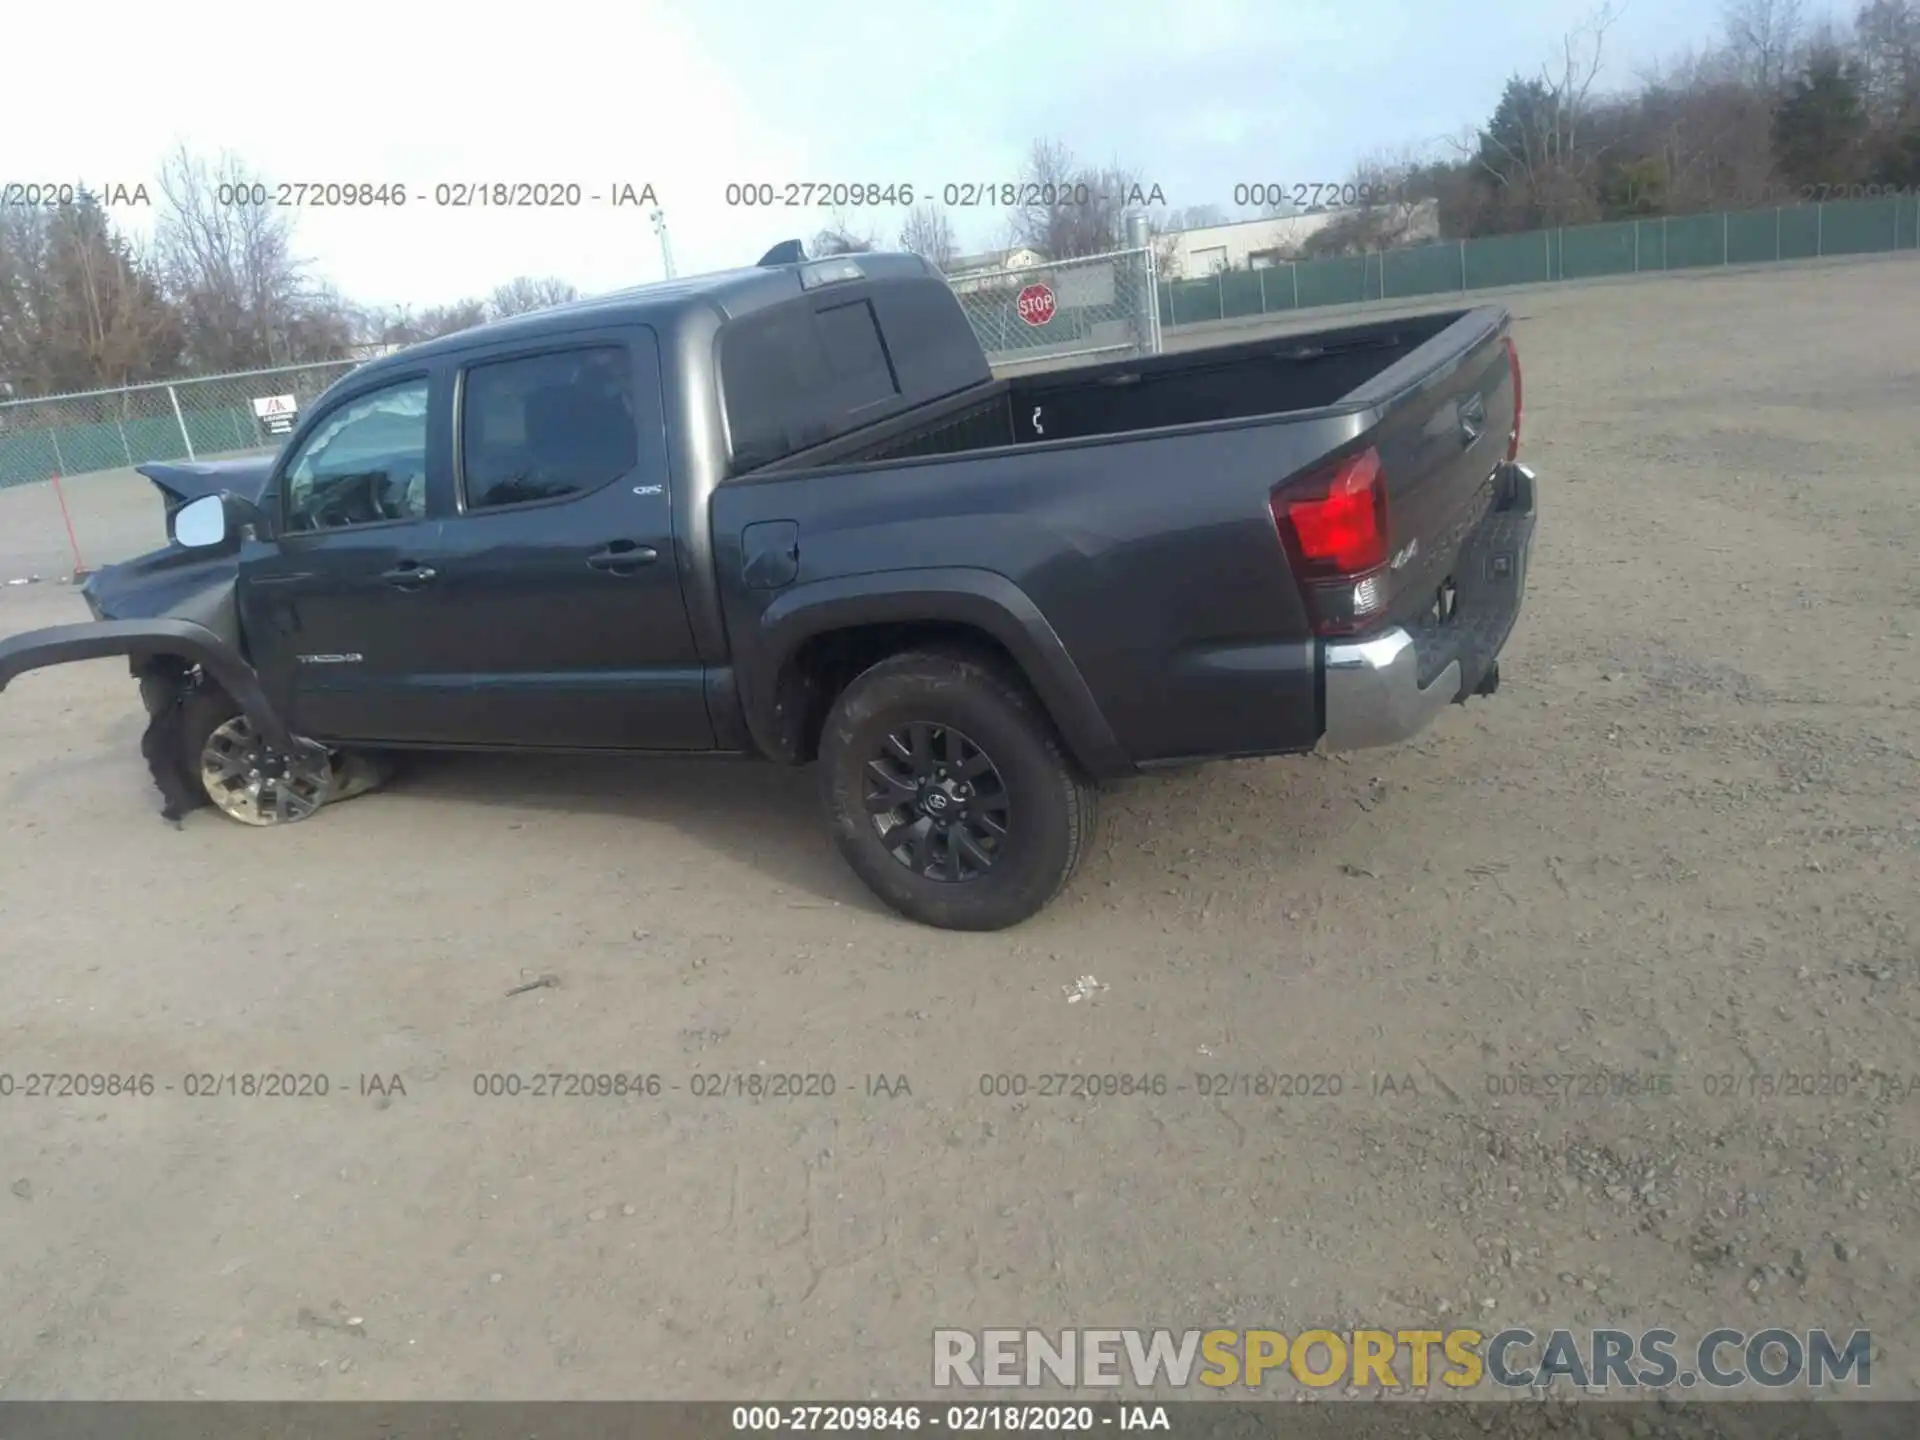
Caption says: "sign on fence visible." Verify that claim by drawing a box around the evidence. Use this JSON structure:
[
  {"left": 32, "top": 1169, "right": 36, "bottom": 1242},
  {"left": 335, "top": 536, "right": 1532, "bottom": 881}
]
[
  {"left": 251, "top": 394, "right": 299, "bottom": 436},
  {"left": 1015, "top": 283, "right": 1057, "bottom": 327}
]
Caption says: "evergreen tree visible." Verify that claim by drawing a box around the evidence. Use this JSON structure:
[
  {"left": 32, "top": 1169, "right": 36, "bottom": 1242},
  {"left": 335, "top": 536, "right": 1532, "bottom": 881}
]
[{"left": 1772, "top": 50, "right": 1872, "bottom": 186}]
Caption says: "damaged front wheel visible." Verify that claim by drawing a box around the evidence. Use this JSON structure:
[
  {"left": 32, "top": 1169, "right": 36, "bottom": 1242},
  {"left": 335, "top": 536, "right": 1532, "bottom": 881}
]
[
  {"left": 197, "top": 711, "right": 333, "bottom": 825},
  {"left": 141, "top": 680, "right": 365, "bottom": 827}
]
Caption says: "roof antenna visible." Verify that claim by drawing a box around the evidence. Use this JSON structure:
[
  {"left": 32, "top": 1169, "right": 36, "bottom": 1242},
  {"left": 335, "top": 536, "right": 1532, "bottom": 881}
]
[{"left": 757, "top": 239, "right": 807, "bottom": 267}]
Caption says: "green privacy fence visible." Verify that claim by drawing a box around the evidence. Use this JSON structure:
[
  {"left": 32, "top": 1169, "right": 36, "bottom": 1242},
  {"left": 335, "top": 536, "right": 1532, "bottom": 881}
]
[{"left": 1158, "top": 195, "right": 1920, "bottom": 328}]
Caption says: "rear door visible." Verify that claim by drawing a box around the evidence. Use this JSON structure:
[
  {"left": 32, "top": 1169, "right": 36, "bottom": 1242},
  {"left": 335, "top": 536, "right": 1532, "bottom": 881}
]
[{"left": 397, "top": 324, "right": 713, "bottom": 750}]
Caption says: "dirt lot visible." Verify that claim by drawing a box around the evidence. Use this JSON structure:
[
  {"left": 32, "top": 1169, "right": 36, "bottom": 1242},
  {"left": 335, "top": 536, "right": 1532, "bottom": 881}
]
[{"left": 2, "top": 258, "right": 1917, "bottom": 1404}]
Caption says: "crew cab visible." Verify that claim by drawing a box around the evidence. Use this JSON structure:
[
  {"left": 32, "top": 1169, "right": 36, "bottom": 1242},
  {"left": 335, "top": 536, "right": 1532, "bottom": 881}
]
[{"left": 0, "top": 246, "right": 1537, "bottom": 930}]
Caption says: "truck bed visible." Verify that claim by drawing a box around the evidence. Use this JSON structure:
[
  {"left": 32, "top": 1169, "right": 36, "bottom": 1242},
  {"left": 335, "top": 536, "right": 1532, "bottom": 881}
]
[
  {"left": 752, "top": 311, "right": 1469, "bottom": 472},
  {"left": 713, "top": 303, "right": 1524, "bottom": 770}
]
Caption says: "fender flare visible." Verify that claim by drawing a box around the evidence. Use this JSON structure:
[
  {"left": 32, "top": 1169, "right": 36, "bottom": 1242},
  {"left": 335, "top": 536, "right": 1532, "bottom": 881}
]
[
  {"left": 0, "top": 618, "right": 310, "bottom": 757},
  {"left": 746, "top": 567, "right": 1132, "bottom": 778}
]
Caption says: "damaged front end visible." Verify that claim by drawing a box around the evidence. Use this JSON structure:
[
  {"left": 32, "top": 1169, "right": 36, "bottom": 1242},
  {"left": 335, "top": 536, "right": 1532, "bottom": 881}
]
[
  {"left": 3, "top": 471, "right": 386, "bottom": 827},
  {"left": 0, "top": 615, "right": 323, "bottom": 822}
]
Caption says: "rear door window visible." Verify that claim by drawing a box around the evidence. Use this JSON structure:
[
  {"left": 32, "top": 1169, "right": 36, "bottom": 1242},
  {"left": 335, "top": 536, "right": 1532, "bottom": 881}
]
[{"left": 459, "top": 345, "right": 638, "bottom": 510}]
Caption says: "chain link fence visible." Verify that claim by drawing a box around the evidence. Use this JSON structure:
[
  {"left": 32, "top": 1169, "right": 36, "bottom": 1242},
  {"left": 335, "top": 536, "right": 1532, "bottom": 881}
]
[
  {"left": 948, "top": 246, "right": 1162, "bottom": 369},
  {"left": 0, "top": 360, "right": 360, "bottom": 490},
  {"left": 1158, "top": 194, "right": 1920, "bottom": 327}
]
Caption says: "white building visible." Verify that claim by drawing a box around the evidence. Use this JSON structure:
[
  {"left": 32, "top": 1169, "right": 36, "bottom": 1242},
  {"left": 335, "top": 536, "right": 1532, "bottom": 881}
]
[
  {"left": 1160, "top": 202, "right": 1443, "bottom": 280},
  {"left": 943, "top": 246, "right": 1047, "bottom": 294}
]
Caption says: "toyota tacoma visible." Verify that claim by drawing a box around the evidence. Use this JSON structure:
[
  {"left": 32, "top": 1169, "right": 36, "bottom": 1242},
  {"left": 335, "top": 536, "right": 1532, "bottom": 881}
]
[{"left": 0, "top": 245, "right": 1537, "bottom": 930}]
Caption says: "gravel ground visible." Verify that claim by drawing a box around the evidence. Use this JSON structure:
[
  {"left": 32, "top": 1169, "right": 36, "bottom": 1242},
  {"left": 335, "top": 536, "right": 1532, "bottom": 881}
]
[{"left": 1, "top": 257, "right": 1916, "bottom": 1405}]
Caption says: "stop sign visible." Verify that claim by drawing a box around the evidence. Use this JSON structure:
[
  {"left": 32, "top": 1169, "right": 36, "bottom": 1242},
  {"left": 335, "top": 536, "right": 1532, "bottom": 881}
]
[{"left": 1015, "top": 282, "right": 1057, "bottom": 327}]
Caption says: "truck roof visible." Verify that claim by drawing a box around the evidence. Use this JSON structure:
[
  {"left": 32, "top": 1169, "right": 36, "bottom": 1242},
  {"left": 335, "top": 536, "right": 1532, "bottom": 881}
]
[{"left": 357, "top": 250, "right": 946, "bottom": 376}]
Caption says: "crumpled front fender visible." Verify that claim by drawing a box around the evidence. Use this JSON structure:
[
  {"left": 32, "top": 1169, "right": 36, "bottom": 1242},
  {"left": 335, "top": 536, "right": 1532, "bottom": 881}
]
[{"left": 0, "top": 617, "right": 311, "bottom": 758}]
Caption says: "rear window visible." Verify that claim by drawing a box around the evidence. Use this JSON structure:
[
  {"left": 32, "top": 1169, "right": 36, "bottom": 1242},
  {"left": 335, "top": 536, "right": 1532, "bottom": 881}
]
[{"left": 721, "top": 297, "right": 901, "bottom": 470}]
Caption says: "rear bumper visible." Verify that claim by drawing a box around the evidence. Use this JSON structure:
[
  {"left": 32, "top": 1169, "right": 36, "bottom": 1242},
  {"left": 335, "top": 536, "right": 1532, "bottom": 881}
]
[
  {"left": 1322, "top": 461, "right": 1537, "bottom": 753},
  {"left": 1324, "top": 628, "right": 1461, "bottom": 752}
]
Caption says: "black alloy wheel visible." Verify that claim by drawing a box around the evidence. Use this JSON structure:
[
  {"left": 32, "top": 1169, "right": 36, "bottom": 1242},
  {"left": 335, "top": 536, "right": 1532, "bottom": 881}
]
[
  {"left": 864, "top": 722, "right": 1011, "bottom": 882},
  {"left": 818, "top": 649, "right": 1100, "bottom": 931}
]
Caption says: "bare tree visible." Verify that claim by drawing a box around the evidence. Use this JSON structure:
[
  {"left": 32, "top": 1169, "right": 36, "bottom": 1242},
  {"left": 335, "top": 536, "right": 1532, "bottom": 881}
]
[
  {"left": 0, "top": 198, "right": 182, "bottom": 397},
  {"left": 489, "top": 275, "right": 581, "bottom": 318},
  {"left": 1008, "top": 139, "right": 1150, "bottom": 259},
  {"left": 1724, "top": 0, "right": 1807, "bottom": 92},
  {"left": 812, "top": 207, "right": 880, "bottom": 256},
  {"left": 149, "top": 146, "right": 366, "bottom": 373},
  {"left": 1459, "top": 2, "right": 1625, "bottom": 228},
  {"left": 152, "top": 145, "right": 336, "bottom": 372},
  {"left": 1610, "top": 54, "right": 1778, "bottom": 210},
  {"left": 419, "top": 300, "right": 489, "bottom": 338},
  {"left": 280, "top": 280, "right": 361, "bottom": 362},
  {"left": 897, "top": 203, "right": 957, "bottom": 269},
  {"left": 375, "top": 299, "right": 489, "bottom": 347}
]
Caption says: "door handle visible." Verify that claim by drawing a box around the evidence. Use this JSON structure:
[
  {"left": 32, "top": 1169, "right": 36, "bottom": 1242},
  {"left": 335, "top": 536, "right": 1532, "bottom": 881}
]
[
  {"left": 587, "top": 542, "right": 658, "bottom": 574},
  {"left": 381, "top": 562, "right": 438, "bottom": 589}
]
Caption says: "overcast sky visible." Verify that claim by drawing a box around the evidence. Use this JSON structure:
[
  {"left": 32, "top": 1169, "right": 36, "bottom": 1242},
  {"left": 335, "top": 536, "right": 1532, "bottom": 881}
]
[{"left": 13, "top": 0, "right": 1734, "bottom": 310}]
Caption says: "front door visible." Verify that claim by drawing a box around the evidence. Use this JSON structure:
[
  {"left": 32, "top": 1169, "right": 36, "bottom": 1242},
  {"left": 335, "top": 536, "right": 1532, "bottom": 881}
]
[{"left": 239, "top": 370, "right": 453, "bottom": 745}]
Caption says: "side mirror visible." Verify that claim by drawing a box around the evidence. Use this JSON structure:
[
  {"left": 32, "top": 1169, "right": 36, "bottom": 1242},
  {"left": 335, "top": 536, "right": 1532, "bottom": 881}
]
[
  {"left": 173, "top": 495, "right": 229, "bottom": 549},
  {"left": 175, "top": 491, "right": 274, "bottom": 550}
]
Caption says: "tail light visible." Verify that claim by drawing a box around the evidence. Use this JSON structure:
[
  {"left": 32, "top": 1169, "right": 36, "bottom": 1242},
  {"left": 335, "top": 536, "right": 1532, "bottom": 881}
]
[
  {"left": 1504, "top": 335, "right": 1522, "bottom": 462},
  {"left": 1271, "top": 445, "right": 1392, "bottom": 638}
]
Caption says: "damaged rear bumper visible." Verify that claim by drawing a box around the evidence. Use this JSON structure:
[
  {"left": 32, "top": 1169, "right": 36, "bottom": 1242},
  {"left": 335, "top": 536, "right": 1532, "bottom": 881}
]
[{"left": 0, "top": 618, "right": 309, "bottom": 758}]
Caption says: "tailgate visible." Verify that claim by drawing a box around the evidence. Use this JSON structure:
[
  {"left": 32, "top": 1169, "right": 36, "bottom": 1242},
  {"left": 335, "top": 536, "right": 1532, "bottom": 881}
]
[{"left": 1346, "top": 308, "right": 1520, "bottom": 680}]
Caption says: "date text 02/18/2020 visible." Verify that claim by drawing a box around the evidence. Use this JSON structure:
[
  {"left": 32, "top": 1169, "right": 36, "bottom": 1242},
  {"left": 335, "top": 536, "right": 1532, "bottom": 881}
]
[
  {"left": 720, "top": 181, "right": 1169, "bottom": 208},
  {"left": 728, "top": 1405, "right": 1169, "bottom": 1432},
  {"left": 0, "top": 180, "right": 664, "bottom": 210}
]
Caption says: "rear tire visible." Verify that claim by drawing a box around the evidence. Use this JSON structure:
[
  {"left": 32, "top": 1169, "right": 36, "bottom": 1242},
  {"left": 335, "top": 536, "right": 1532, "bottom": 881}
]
[{"left": 818, "top": 649, "right": 1098, "bottom": 931}]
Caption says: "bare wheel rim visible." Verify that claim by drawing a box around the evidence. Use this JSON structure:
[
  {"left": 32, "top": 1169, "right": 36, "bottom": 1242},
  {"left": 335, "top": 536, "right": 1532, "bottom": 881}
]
[
  {"left": 863, "top": 721, "right": 1011, "bottom": 883},
  {"left": 200, "top": 716, "right": 332, "bottom": 826}
]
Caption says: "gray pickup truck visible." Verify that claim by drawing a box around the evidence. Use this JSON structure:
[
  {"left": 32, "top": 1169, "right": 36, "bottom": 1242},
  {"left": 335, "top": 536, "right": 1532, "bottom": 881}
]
[{"left": 0, "top": 245, "right": 1537, "bottom": 930}]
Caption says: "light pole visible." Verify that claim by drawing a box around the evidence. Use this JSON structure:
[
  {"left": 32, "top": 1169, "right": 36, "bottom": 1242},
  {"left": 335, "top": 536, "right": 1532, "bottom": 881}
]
[{"left": 650, "top": 208, "right": 676, "bottom": 279}]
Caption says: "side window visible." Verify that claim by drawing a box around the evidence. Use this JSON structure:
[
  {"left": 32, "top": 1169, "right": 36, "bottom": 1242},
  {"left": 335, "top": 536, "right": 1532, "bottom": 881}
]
[
  {"left": 460, "top": 345, "right": 637, "bottom": 510},
  {"left": 282, "top": 378, "right": 429, "bottom": 533}
]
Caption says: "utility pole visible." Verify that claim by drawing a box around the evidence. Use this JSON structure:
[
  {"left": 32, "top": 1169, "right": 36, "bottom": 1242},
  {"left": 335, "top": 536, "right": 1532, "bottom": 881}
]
[{"left": 650, "top": 208, "right": 676, "bottom": 279}]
